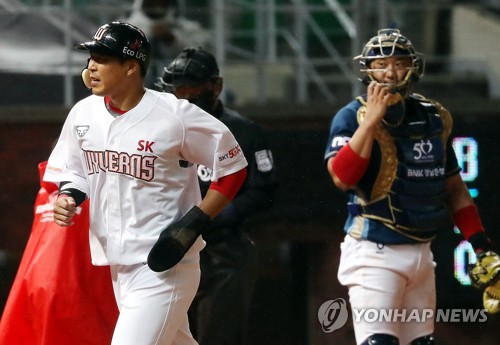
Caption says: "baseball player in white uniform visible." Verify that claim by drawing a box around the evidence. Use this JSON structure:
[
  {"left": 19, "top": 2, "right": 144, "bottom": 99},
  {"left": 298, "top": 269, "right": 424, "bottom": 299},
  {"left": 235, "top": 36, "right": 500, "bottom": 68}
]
[{"left": 44, "top": 21, "right": 248, "bottom": 345}]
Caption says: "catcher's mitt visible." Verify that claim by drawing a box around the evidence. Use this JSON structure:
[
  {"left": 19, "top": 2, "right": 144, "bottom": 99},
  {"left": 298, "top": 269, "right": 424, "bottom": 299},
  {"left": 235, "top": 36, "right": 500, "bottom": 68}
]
[
  {"left": 469, "top": 251, "right": 500, "bottom": 289},
  {"left": 469, "top": 251, "right": 500, "bottom": 313},
  {"left": 484, "top": 281, "right": 500, "bottom": 314}
]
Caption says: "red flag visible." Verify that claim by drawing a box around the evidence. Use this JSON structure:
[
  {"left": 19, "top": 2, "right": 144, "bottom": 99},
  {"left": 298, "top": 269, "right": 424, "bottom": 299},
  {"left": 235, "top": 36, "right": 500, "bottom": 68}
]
[{"left": 0, "top": 161, "right": 118, "bottom": 345}]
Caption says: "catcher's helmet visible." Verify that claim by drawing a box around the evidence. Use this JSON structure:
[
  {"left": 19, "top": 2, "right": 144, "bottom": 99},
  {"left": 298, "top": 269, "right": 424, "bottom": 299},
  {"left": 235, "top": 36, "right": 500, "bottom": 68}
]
[
  {"left": 354, "top": 28, "right": 424, "bottom": 93},
  {"left": 75, "top": 21, "right": 151, "bottom": 75},
  {"left": 156, "top": 47, "right": 219, "bottom": 92}
]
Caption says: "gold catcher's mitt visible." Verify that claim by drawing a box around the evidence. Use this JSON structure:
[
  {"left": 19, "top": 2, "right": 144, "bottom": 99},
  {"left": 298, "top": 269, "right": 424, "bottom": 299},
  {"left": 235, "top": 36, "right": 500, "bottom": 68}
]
[
  {"left": 469, "top": 251, "right": 500, "bottom": 289},
  {"left": 484, "top": 280, "right": 500, "bottom": 314},
  {"left": 469, "top": 251, "right": 500, "bottom": 313}
]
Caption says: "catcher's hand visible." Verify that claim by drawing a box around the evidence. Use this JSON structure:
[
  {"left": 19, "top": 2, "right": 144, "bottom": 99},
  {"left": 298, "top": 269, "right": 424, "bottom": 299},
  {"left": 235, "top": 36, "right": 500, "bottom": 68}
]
[
  {"left": 469, "top": 251, "right": 500, "bottom": 289},
  {"left": 483, "top": 280, "right": 500, "bottom": 314}
]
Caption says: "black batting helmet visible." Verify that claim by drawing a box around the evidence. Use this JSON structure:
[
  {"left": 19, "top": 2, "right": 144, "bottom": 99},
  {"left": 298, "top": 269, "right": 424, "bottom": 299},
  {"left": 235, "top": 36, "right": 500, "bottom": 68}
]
[
  {"left": 156, "top": 47, "right": 219, "bottom": 92},
  {"left": 74, "top": 21, "right": 151, "bottom": 76}
]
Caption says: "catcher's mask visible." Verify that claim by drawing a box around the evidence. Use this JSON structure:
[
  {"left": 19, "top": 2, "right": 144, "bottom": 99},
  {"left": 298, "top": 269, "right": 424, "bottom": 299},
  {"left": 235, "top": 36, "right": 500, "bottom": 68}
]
[
  {"left": 156, "top": 47, "right": 220, "bottom": 93},
  {"left": 74, "top": 21, "right": 151, "bottom": 77},
  {"left": 354, "top": 28, "right": 424, "bottom": 96}
]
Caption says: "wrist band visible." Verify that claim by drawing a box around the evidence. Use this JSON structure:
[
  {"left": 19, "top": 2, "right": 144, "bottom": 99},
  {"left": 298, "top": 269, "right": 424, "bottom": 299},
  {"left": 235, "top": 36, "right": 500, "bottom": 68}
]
[
  {"left": 331, "top": 144, "right": 369, "bottom": 186},
  {"left": 58, "top": 182, "right": 87, "bottom": 207},
  {"left": 452, "top": 205, "right": 484, "bottom": 241}
]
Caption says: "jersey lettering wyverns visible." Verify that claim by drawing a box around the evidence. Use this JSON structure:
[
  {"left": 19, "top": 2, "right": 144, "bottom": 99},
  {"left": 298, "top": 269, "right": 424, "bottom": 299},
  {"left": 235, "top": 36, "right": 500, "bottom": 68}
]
[{"left": 83, "top": 149, "right": 156, "bottom": 181}]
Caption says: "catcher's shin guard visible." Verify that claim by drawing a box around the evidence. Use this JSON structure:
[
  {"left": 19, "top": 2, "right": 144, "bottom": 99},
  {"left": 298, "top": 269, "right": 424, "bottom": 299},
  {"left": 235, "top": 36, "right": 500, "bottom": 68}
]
[{"left": 361, "top": 334, "right": 399, "bottom": 345}]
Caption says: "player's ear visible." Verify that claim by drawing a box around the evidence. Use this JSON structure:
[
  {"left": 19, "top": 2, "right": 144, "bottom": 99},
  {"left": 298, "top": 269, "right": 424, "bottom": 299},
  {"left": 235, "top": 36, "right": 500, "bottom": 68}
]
[
  {"left": 126, "top": 59, "right": 141, "bottom": 76},
  {"left": 213, "top": 77, "right": 223, "bottom": 98}
]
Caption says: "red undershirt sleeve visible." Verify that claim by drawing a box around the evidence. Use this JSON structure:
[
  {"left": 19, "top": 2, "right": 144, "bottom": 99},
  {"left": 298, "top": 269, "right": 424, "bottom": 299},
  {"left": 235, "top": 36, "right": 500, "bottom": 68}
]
[{"left": 209, "top": 168, "right": 247, "bottom": 200}]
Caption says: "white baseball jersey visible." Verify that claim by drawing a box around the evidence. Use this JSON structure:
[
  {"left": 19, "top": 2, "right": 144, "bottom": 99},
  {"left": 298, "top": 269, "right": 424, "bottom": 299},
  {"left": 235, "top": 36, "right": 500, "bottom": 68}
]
[{"left": 44, "top": 89, "right": 248, "bottom": 266}]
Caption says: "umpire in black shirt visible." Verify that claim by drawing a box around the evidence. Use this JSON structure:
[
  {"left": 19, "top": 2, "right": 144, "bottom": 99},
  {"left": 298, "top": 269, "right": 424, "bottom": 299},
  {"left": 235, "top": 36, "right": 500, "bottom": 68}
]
[{"left": 156, "top": 47, "right": 279, "bottom": 345}]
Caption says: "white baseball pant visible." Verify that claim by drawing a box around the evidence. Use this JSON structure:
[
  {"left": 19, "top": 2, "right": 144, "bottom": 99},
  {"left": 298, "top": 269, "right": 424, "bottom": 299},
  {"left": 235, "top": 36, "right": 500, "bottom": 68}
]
[
  {"left": 110, "top": 249, "right": 200, "bottom": 345},
  {"left": 338, "top": 235, "right": 436, "bottom": 345}
]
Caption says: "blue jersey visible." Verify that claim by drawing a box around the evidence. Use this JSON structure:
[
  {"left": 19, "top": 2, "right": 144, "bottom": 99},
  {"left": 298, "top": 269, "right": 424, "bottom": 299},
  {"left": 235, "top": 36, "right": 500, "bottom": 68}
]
[{"left": 324, "top": 94, "right": 461, "bottom": 245}]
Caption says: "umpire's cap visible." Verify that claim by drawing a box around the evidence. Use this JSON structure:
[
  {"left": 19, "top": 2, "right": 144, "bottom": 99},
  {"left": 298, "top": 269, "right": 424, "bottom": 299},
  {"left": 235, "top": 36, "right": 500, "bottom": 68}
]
[
  {"left": 157, "top": 47, "right": 219, "bottom": 91},
  {"left": 75, "top": 21, "right": 151, "bottom": 75}
]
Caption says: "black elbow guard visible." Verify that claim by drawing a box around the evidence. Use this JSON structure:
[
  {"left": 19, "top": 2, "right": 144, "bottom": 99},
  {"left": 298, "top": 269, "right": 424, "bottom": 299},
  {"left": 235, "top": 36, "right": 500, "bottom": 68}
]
[{"left": 147, "top": 206, "right": 211, "bottom": 272}]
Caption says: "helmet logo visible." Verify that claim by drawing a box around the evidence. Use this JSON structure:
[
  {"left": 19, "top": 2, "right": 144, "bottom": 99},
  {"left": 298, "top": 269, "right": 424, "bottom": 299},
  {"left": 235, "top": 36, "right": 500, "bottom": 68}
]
[
  {"left": 93, "top": 26, "right": 108, "bottom": 42},
  {"left": 122, "top": 39, "right": 147, "bottom": 62},
  {"left": 130, "top": 39, "right": 142, "bottom": 50},
  {"left": 123, "top": 47, "right": 147, "bottom": 62}
]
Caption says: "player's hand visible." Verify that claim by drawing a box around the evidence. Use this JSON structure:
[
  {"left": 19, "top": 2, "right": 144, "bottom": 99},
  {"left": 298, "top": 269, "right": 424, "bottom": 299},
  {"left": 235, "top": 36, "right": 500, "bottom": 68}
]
[
  {"left": 53, "top": 196, "right": 77, "bottom": 227},
  {"left": 363, "top": 81, "right": 393, "bottom": 126}
]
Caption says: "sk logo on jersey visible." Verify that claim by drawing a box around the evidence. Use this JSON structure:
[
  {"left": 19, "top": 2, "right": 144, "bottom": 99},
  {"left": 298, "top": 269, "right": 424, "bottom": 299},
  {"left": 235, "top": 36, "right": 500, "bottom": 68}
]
[
  {"left": 137, "top": 140, "right": 155, "bottom": 153},
  {"left": 76, "top": 125, "right": 90, "bottom": 138}
]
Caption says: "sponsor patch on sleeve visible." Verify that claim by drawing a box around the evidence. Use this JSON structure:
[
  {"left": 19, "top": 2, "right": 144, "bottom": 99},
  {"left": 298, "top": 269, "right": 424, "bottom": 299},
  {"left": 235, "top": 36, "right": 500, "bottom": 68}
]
[
  {"left": 255, "top": 149, "right": 274, "bottom": 172},
  {"left": 218, "top": 144, "right": 243, "bottom": 163}
]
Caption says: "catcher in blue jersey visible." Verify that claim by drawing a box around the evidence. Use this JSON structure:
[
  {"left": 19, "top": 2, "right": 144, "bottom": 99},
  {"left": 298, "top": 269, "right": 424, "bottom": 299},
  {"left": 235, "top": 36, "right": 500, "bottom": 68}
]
[{"left": 324, "top": 28, "right": 500, "bottom": 345}]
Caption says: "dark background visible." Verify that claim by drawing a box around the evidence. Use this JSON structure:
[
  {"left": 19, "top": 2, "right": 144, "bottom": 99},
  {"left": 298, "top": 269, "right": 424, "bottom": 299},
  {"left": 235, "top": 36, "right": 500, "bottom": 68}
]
[
  {"left": 1, "top": 1, "right": 500, "bottom": 343},
  {"left": 1, "top": 98, "right": 499, "bottom": 344}
]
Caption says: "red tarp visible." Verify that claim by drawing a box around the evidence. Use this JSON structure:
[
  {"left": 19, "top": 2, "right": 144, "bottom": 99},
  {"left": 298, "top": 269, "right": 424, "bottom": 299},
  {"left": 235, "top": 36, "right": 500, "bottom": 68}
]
[{"left": 0, "top": 161, "right": 118, "bottom": 345}]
